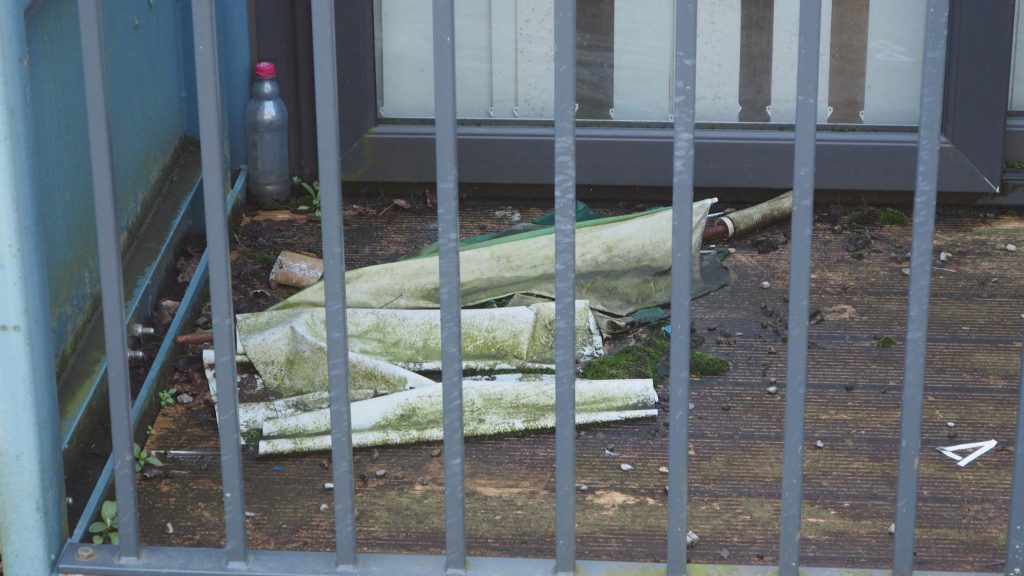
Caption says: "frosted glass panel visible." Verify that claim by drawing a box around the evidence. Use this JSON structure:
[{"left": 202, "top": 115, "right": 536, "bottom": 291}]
[
  {"left": 1011, "top": 1, "right": 1024, "bottom": 111},
  {"left": 374, "top": 0, "right": 927, "bottom": 125}
]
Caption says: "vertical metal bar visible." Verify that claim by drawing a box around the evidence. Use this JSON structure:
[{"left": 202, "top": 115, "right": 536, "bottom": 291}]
[
  {"left": 553, "top": 0, "right": 577, "bottom": 573},
  {"left": 0, "top": 1, "right": 67, "bottom": 572},
  {"left": 191, "top": 0, "right": 249, "bottom": 566},
  {"left": 432, "top": 1, "right": 467, "bottom": 572},
  {"left": 665, "top": 0, "right": 698, "bottom": 573},
  {"left": 77, "top": 0, "right": 141, "bottom": 561},
  {"left": 310, "top": 0, "right": 358, "bottom": 570},
  {"left": 777, "top": 1, "right": 821, "bottom": 574},
  {"left": 1008, "top": 344, "right": 1024, "bottom": 575},
  {"left": 892, "top": 2, "right": 949, "bottom": 575}
]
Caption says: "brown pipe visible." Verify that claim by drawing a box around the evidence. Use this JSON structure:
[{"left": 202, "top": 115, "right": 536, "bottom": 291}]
[
  {"left": 176, "top": 331, "right": 214, "bottom": 345},
  {"left": 702, "top": 221, "right": 730, "bottom": 242}
]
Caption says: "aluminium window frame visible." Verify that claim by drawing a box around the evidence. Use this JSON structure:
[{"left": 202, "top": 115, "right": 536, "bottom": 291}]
[{"left": 334, "top": 0, "right": 1013, "bottom": 193}]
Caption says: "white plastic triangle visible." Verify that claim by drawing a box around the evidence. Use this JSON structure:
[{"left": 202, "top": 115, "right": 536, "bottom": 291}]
[{"left": 936, "top": 439, "right": 997, "bottom": 467}]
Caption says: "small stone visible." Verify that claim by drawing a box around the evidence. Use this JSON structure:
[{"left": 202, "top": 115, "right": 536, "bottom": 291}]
[
  {"left": 324, "top": 483, "right": 334, "bottom": 491},
  {"left": 844, "top": 384, "right": 856, "bottom": 391},
  {"left": 718, "top": 548, "right": 731, "bottom": 560},
  {"left": 688, "top": 444, "right": 696, "bottom": 457},
  {"left": 888, "top": 522, "right": 896, "bottom": 535},
  {"left": 659, "top": 466, "right": 669, "bottom": 474},
  {"left": 706, "top": 325, "right": 717, "bottom": 332},
  {"left": 604, "top": 448, "right": 619, "bottom": 457},
  {"left": 319, "top": 459, "right": 329, "bottom": 470},
  {"left": 727, "top": 247, "right": 736, "bottom": 254},
  {"left": 901, "top": 268, "right": 911, "bottom": 276},
  {"left": 769, "top": 378, "right": 778, "bottom": 385},
  {"left": 768, "top": 346, "right": 777, "bottom": 355},
  {"left": 141, "top": 464, "right": 165, "bottom": 479},
  {"left": 721, "top": 404, "right": 732, "bottom": 412},
  {"left": 689, "top": 402, "right": 695, "bottom": 411},
  {"left": 319, "top": 503, "right": 329, "bottom": 512},
  {"left": 939, "top": 251, "right": 951, "bottom": 263},
  {"left": 1008, "top": 244, "right": 1019, "bottom": 252},
  {"left": 814, "top": 440, "right": 825, "bottom": 449},
  {"left": 997, "top": 243, "right": 1007, "bottom": 250},
  {"left": 686, "top": 530, "right": 699, "bottom": 547},
  {"left": 760, "top": 281, "right": 771, "bottom": 289},
  {"left": 577, "top": 485, "right": 589, "bottom": 493},
  {"left": 245, "top": 511, "right": 257, "bottom": 517},
  {"left": 430, "top": 447, "right": 442, "bottom": 457},
  {"left": 992, "top": 277, "right": 1001, "bottom": 284},
  {"left": 946, "top": 421, "right": 956, "bottom": 428},
  {"left": 620, "top": 463, "right": 634, "bottom": 472},
  {"left": 766, "top": 386, "right": 778, "bottom": 395},
  {"left": 177, "top": 393, "right": 194, "bottom": 404},
  {"left": 371, "top": 449, "right": 380, "bottom": 461},
  {"left": 417, "top": 477, "right": 430, "bottom": 486},
  {"left": 375, "top": 469, "right": 387, "bottom": 478},
  {"left": 166, "top": 522, "right": 174, "bottom": 534}
]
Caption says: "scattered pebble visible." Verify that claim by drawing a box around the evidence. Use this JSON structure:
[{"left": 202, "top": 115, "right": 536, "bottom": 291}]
[
  {"left": 844, "top": 384, "right": 856, "bottom": 391},
  {"left": 888, "top": 522, "right": 896, "bottom": 535},
  {"left": 688, "top": 445, "right": 696, "bottom": 457},
  {"left": 577, "top": 485, "right": 589, "bottom": 493},
  {"left": 604, "top": 448, "right": 620, "bottom": 457},
  {"left": 1008, "top": 244, "right": 1019, "bottom": 252},
  {"left": 319, "top": 503, "right": 329, "bottom": 513},
  {"left": 324, "top": 483, "right": 334, "bottom": 491},
  {"left": 371, "top": 449, "right": 380, "bottom": 461},
  {"left": 766, "top": 386, "right": 778, "bottom": 395},
  {"left": 245, "top": 511, "right": 256, "bottom": 517},
  {"left": 721, "top": 404, "right": 732, "bottom": 412},
  {"left": 939, "top": 251, "right": 951, "bottom": 263},
  {"left": 760, "top": 281, "right": 771, "bottom": 289},
  {"left": 177, "top": 393, "right": 194, "bottom": 404},
  {"left": 430, "top": 447, "right": 442, "bottom": 457},
  {"left": 620, "top": 463, "right": 634, "bottom": 472},
  {"left": 417, "top": 477, "right": 430, "bottom": 486},
  {"left": 992, "top": 277, "right": 1001, "bottom": 284},
  {"left": 901, "top": 268, "right": 911, "bottom": 276},
  {"left": 375, "top": 469, "right": 387, "bottom": 478},
  {"left": 997, "top": 243, "right": 1007, "bottom": 250},
  {"left": 659, "top": 466, "right": 669, "bottom": 474},
  {"left": 686, "top": 530, "right": 699, "bottom": 547},
  {"left": 768, "top": 346, "right": 778, "bottom": 355},
  {"left": 727, "top": 247, "right": 736, "bottom": 254},
  {"left": 947, "top": 421, "right": 956, "bottom": 428},
  {"left": 689, "top": 402, "right": 695, "bottom": 411},
  {"left": 769, "top": 378, "right": 778, "bottom": 385},
  {"left": 814, "top": 440, "right": 825, "bottom": 449},
  {"left": 319, "top": 459, "right": 329, "bottom": 470},
  {"left": 718, "top": 548, "right": 731, "bottom": 560},
  {"left": 166, "top": 522, "right": 174, "bottom": 534}
]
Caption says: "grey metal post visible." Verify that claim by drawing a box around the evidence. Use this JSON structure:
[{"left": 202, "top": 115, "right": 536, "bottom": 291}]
[
  {"left": 0, "top": 1, "right": 67, "bottom": 573},
  {"left": 778, "top": 1, "right": 821, "bottom": 574},
  {"left": 310, "top": 0, "right": 359, "bottom": 570},
  {"left": 78, "top": 0, "right": 141, "bottom": 561},
  {"left": 666, "top": 0, "right": 698, "bottom": 573},
  {"left": 892, "top": 2, "right": 950, "bottom": 575},
  {"left": 191, "top": 0, "right": 250, "bottom": 567},
  {"left": 553, "top": 0, "right": 577, "bottom": 573},
  {"left": 432, "top": 1, "right": 467, "bottom": 573},
  {"left": 1008, "top": 343, "right": 1024, "bottom": 575}
]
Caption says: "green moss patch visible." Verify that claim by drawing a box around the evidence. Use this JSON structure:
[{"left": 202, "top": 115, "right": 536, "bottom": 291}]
[
  {"left": 877, "top": 208, "right": 910, "bottom": 226},
  {"left": 581, "top": 329, "right": 729, "bottom": 380}
]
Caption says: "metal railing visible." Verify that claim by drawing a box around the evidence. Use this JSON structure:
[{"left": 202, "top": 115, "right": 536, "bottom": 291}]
[{"left": 45, "top": 0, "right": 1024, "bottom": 575}]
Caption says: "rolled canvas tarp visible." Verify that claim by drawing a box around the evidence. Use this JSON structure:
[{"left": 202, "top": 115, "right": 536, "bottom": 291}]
[{"left": 270, "top": 199, "right": 715, "bottom": 317}]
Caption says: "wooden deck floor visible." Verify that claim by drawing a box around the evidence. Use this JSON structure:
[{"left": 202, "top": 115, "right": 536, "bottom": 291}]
[{"left": 136, "top": 198, "right": 1023, "bottom": 570}]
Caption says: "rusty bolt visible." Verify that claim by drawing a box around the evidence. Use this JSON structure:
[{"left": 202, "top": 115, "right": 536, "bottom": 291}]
[{"left": 74, "top": 546, "right": 97, "bottom": 561}]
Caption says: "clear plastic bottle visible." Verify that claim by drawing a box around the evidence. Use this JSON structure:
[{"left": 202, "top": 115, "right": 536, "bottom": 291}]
[{"left": 245, "top": 61, "right": 290, "bottom": 208}]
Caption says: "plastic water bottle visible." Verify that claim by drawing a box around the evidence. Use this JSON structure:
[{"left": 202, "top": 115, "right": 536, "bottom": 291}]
[{"left": 245, "top": 61, "right": 290, "bottom": 208}]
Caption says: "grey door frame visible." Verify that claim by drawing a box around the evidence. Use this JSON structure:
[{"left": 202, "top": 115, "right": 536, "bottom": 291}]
[{"left": 329, "top": 0, "right": 1013, "bottom": 193}]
